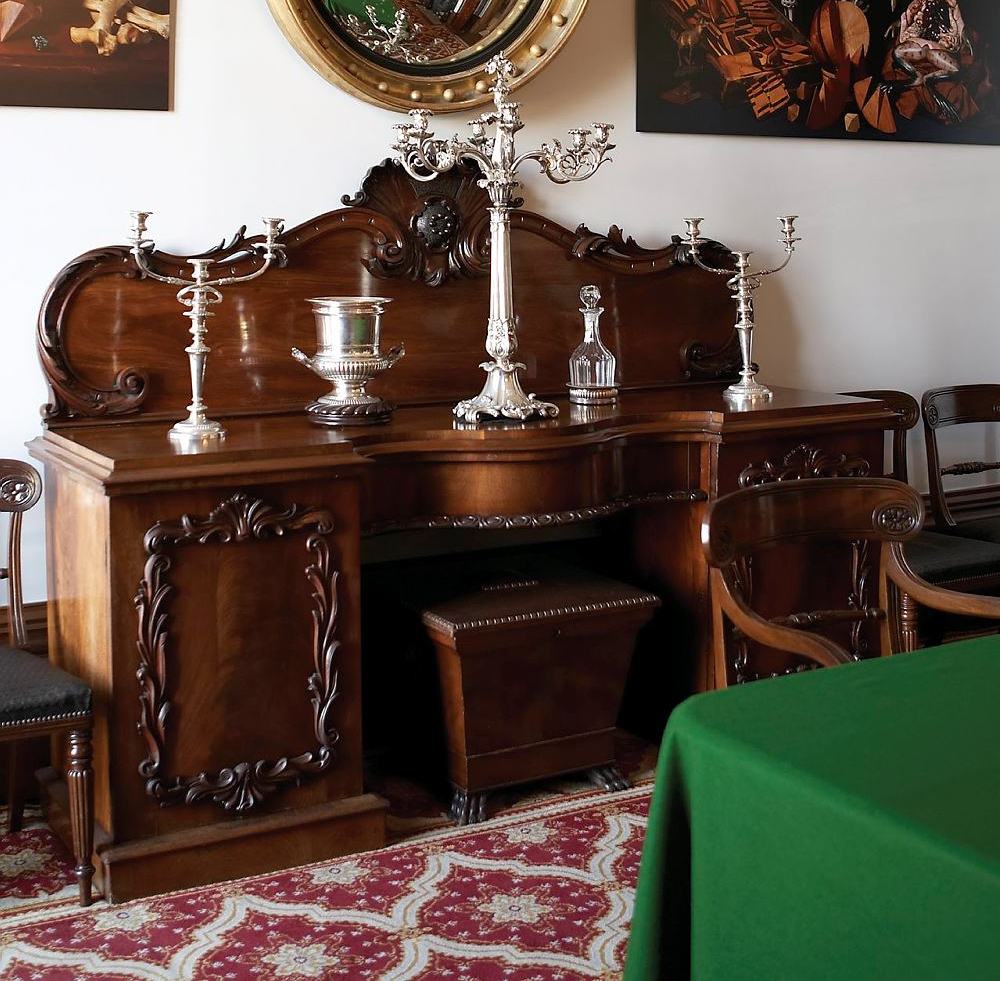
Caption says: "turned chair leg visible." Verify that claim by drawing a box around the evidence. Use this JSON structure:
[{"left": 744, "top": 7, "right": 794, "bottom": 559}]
[
  {"left": 7, "top": 741, "right": 25, "bottom": 833},
  {"left": 66, "top": 727, "right": 94, "bottom": 907},
  {"left": 898, "top": 590, "right": 920, "bottom": 653}
]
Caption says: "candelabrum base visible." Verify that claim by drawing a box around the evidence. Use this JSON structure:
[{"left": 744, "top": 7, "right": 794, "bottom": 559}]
[
  {"left": 453, "top": 361, "right": 559, "bottom": 424},
  {"left": 168, "top": 418, "right": 226, "bottom": 441},
  {"left": 724, "top": 377, "right": 773, "bottom": 403},
  {"left": 306, "top": 394, "right": 395, "bottom": 427}
]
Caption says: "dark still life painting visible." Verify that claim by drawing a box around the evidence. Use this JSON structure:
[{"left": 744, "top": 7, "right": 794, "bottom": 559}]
[
  {"left": 636, "top": 0, "right": 1000, "bottom": 144},
  {"left": 0, "top": 0, "right": 170, "bottom": 109}
]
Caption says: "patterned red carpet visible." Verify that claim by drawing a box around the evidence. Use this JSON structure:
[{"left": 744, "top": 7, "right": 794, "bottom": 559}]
[
  {"left": 0, "top": 808, "right": 83, "bottom": 925},
  {"left": 0, "top": 786, "right": 651, "bottom": 979}
]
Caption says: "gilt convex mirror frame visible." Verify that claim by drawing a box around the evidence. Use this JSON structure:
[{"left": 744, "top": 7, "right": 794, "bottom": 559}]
[{"left": 267, "top": 0, "right": 588, "bottom": 112}]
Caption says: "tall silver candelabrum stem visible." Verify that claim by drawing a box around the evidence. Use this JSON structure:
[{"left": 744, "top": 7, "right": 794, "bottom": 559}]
[
  {"left": 391, "top": 53, "right": 614, "bottom": 424},
  {"left": 683, "top": 215, "right": 800, "bottom": 405},
  {"left": 127, "top": 211, "right": 285, "bottom": 442}
]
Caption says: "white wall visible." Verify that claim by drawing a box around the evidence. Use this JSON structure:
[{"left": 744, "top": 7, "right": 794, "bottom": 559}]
[{"left": 2, "top": 1, "right": 997, "bottom": 600}]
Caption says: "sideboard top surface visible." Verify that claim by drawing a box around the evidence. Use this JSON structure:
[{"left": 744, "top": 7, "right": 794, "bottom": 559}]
[{"left": 29, "top": 387, "right": 895, "bottom": 487}]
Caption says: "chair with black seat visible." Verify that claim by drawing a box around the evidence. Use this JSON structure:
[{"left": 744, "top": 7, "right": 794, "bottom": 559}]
[
  {"left": 923, "top": 384, "right": 1000, "bottom": 542},
  {"left": 0, "top": 460, "right": 94, "bottom": 906},
  {"left": 841, "top": 389, "right": 919, "bottom": 482},
  {"left": 702, "top": 477, "right": 1000, "bottom": 685},
  {"left": 844, "top": 390, "right": 1000, "bottom": 650}
]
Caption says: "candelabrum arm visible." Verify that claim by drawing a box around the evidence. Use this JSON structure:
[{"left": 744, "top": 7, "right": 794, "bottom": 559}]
[
  {"left": 755, "top": 247, "right": 796, "bottom": 278},
  {"left": 684, "top": 216, "right": 799, "bottom": 279},
  {"left": 395, "top": 137, "right": 495, "bottom": 182},
  {"left": 211, "top": 249, "right": 282, "bottom": 288},
  {"left": 687, "top": 244, "right": 736, "bottom": 278},
  {"left": 515, "top": 125, "right": 615, "bottom": 184},
  {"left": 130, "top": 246, "right": 191, "bottom": 287},
  {"left": 129, "top": 217, "right": 285, "bottom": 289}
]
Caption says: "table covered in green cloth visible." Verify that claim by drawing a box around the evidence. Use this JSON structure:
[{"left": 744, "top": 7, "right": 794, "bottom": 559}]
[{"left": 624, "top": 636, "right": 1000, "bottom": 981}]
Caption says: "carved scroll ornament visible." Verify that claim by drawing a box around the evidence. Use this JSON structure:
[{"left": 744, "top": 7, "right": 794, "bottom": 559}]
[
  {"left": 738, "top": 443, "right": 871, "bottom": 487},
  {"left": 343, "top": 159, "right": 490, "bottom": 287},
  {"left": 135, "top": 492, "right": 341, "bottom": 813}
]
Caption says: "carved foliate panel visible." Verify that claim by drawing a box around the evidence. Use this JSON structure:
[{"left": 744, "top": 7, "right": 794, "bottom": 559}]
[
  {"left": 135, "top": 492, "right": 341, "bottom": 813},
  {"left": 738, "top": 443, "right": 871, "bottom": 487}
]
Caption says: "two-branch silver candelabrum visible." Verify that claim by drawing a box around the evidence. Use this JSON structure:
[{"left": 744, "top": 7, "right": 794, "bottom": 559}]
[
  {"left": 391, "top": 52, "right": 614, "bottom": 424},
  {"left": 683, "top": 215, "right": 800, "bottom": 406},
  {"left": 127, "top": 211, "right": 285, "bottom": 443}
]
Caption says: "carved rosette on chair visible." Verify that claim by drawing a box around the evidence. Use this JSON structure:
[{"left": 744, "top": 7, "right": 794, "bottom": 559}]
[{"left": 391, "top": 53, "right": 614, "bottom": 424}]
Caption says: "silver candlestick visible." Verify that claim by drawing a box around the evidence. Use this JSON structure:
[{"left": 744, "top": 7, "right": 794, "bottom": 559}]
[
  {"left": 683, "top": 215, "right": 800, "bottom": 404},
  {"left": 127, "top": 211, "right": 285, "bottom": 442},
  {"left": 391, "top": 53, "right": 614, "bottom": 424}
]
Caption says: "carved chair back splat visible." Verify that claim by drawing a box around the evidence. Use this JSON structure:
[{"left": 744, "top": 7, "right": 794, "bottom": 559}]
[{"left": 922, "top": 384, "right": 1000, "bottom": 530}]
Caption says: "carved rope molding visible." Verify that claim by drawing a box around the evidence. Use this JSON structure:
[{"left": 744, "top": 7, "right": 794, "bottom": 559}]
[
  {"left": 362, "top": 489, "right": 707, "bottom": 536},
  {"left": 135, "top": 492, "right": 341, "bottom": 813}
]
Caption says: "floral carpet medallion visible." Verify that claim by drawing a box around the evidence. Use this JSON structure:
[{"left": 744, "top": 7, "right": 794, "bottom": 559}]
[{"left": 0, "top": 787, "right": 651, "bottom": 979}]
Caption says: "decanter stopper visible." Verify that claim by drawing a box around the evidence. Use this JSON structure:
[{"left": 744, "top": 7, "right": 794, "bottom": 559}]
[
  {"left": 580, "top": 284, "right": 602, "bottom": 310},
  {"left": 568, "top": 284, "right": 618, "bottom": 406}
]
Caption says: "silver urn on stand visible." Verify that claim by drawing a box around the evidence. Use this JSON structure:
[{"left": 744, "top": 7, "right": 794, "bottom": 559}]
[{"left": 292, "top": 296, "right": 404, "bottom": 426}]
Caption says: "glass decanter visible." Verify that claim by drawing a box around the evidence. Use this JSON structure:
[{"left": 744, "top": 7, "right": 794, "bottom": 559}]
[{"left": 568, "top": 285, "right": 618, "bottom": 405}]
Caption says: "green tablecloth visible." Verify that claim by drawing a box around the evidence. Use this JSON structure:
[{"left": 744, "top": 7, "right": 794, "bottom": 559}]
[{"left": 624, "top": 636, "right": 1000, "bottom": 980}]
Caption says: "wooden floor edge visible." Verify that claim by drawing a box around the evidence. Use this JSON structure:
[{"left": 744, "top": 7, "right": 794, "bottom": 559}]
[{"left": 99, "top": 793, "right": 389, "bottom": 864}]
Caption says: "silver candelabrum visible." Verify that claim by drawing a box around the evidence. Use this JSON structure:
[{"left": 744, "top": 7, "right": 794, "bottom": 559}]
[
  {"left": 683, "top": 215, "right": 800, "bottom": 405},
  {"left": 128, "top": 211, "right": 285, "bottom": 442},
  {"left": 391, "top": 53, "right": 614, "bottom": 424}
]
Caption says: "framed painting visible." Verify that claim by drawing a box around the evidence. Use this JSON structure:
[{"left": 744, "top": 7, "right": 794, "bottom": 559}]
[
  {"left": 636, "top": 0, "right": 1000, "bottom": 144},
  {"left": 0, "top": 0, "right": 170, "bottom": 109}
]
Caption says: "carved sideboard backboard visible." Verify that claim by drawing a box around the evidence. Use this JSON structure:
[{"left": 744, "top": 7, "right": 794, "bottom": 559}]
[{"left": 38, "top": 160, "right": 738, "bottom": 427}]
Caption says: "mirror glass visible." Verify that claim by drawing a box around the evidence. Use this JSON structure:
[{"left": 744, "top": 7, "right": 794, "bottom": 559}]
[{"left": 318, "top": 0, "right": 542, "bottom": 69}]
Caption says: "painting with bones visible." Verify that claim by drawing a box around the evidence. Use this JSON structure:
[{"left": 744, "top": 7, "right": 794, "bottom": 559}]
[
  {"left": 637, "top": 0, "right": 1000, "bottom": 144},
  {"left": 0, "top": 0, "right": 170, "bottom": 109}
]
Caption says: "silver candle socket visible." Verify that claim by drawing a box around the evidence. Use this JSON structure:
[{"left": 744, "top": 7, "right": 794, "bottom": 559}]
[
  {"left": 127, "top": 212, "right": 285, "bottom": 442},
  {"left": 391, "top": 53, "right": 614, "bottom": 425},
  {"left": 683, "top": 215, "right": 800, "bottom": 405}
]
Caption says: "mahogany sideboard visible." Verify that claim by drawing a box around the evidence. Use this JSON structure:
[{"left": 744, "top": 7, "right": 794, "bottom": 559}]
[{"left": 27, "top": 161, "right": 897, "bottom": 900}]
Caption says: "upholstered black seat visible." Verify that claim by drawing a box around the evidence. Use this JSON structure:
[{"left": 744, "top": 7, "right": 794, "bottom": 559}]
[
  {"left": 904, "top": 531, "right": 1000, "bottom": 585},
  {"left": 0, "top": 459, "right": 94, "bottom": 906},
  {"left": 940, "top": 516, "right": 1000, "bottom": 546},
  {"left": 0, "top": 646, "right": 91, "bottom": 728}
]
